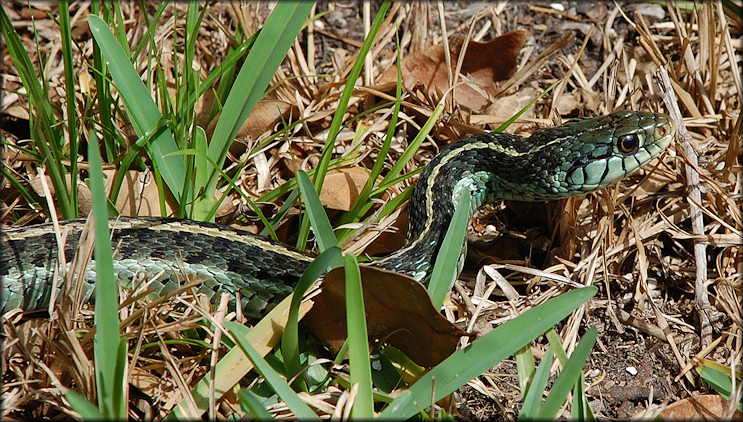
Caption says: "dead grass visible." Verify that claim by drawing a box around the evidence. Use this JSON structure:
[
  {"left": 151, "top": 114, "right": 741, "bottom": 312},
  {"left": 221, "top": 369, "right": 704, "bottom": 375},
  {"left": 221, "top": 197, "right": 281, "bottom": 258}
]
[{"left": 1, "top": 1, "right": 741, "bottom": 419}]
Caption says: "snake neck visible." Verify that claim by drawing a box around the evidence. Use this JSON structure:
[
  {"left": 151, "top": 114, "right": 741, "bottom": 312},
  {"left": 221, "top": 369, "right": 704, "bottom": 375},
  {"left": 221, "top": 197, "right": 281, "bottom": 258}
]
[{"left": 373, "top": 132, "right": 536, "bottom": 283}]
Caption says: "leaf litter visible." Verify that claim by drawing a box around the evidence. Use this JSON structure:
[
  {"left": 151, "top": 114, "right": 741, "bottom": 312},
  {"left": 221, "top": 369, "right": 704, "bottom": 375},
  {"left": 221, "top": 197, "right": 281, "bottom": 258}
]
[{"left": 1, "top": 1, "right": 741, "bottom": 419}]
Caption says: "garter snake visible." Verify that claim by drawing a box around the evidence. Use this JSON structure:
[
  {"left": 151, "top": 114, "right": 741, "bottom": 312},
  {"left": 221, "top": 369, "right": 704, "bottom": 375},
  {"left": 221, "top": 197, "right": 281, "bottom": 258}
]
[{"left": 1, "top": 110, "right": 674, "bottom": 317}]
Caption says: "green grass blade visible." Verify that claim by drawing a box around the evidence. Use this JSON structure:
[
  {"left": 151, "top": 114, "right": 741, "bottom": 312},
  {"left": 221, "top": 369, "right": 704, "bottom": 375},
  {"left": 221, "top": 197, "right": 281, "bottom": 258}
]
[
  {"left": 237, "top": 389, "right": 274, "bottom": 420},
  {"left": 383, "top": 103, "right": 444, "bottom": 186},
  {"left": 335, "top": 31, "right": 403, "bottom": 236},
  {"left": 492, "top": 80, "right": 559, "bottom": 133},
  {"left": 0, "top": 6, "right": 73, "bottom": 218},
  {"left": 58, "top": 0, "right": 79, "bottom": 210},
  {"left": 570, "top": 373, "right": 595, "bottom": 421},
  {"left": 259, "top": 189, "right": 299, "bottom": 239},
  {"left": 379, "top": 286, "right": 597, "bottom": 420},
  {"left": 206, "top": 2, "right": 314, "bottom": 197},
  {"left": 311, "top": 0, "right": 391, "bottom": 191},
  {"left": 370, "top": 349, "right": 408, "bottom": 395},
  {"left": 165, "top": 148, "right": 278, "bottom": 236},
  {"left": 191, "top": 126, "right": 212, "bottom": 219},
  {"left": 88, "top": 14, "right": 186, "bottom": 204},
  {"left": 65, "top": 390, "right": 104, "bottom": 419},
  {"left": 546, "top": 328, "right": 570, "bottom": 365},
  {"left": 343, "top": 254, "right": 374, "bottom": 418},
  {"left": 172, "top": 3, "right": 208, "bottom": 217},
  {"left": 255, "top": 152, "right": 357, "bottom": 205},
  {"left": 226, "top": 322, "right": 320, "bottom": 420},
  {"left": 698, "top": 360, "right": 743, "bottom": 411},
  {"left": 519, "top": 350, "right": 554, "bottom": 419},
  {"left": 131, "top": 2, "right": 168, "bottom": 61},
  {"left": 88, "top": 3, "right": 117, "bottom": 161},
  {"left": 110, "top": 2, "right": 128, "bottom": 50},
  {"left": 515, "top": 344, "right": 536, "bottom": 394},
  {"left": 282, "top": 247, "right": 342, "bottom": 382},
  {"left": 167, "top": 292, "right": 309, "bottom": 419},
  {"left": 296, "top": 170, "right": 339, "bottom": 252},
  {"left": 0, "top": 167, "right": 42, "bottom": 210},
  {"left": 199, "top": 37, "right": 254, "bottom": 123},
  {"left": 295, "top": 0, "right": 391, "bottom": 250},
  {"left": 537, "top": 327, "right": 597, "bottom": 419},
  {"left": 88, "top": 128, "right": 126, "bottom": 419},
  {"left": 428, "top": 190, "right": 471, "bottom": 306}
]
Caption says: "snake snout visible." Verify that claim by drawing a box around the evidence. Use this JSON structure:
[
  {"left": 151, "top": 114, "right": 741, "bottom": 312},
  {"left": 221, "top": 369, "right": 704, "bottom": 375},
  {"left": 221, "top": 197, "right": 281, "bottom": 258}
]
[{"left": 652, "top": 114, "right": 675, "bottom": 149}]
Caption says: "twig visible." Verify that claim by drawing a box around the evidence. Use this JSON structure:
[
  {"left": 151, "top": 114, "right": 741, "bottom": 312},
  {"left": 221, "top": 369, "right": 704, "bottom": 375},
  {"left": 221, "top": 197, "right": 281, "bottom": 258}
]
[{"left": 655, "top": 66, "right": 714, "bottom": 347}]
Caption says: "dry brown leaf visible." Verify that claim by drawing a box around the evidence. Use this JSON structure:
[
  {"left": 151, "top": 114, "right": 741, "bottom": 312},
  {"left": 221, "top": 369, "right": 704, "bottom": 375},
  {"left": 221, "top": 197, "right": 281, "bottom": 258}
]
[
  {"left": 658, "top": 394, "right": 743, "bottom": 420},
  {"left": 69, "top": 169, "right": 173, "bottom": 217},
  {"left": 554, "top": 88, "right": 602, "bottom": 116},
  {"left": 202, "top": 98, "right": 294, "bottom": 157},
  {"left": 130, "top": 367, "right": 163, "bottom": 397},
  {"left": 362, "top": 212, "right": 408, "bottom": 257},
  {"left": 236, "top": 99, "right": 292, "bottom": 139},
  {"left": 318, "top": 167, "right": 373, "bottom": 211},
  {"left": 207, "top": 99, "right": 295, "bottom": 158},
  {"left": 106, "top": 170, "right": 175, "bottom": 216},
  {"left": 17, "top": 3, "right": 51, "bottom": 19},
  {"left": 482, "top": 84, "right": 541, "bottom": 123},
  {"left": 305, "top": 265, "right": 464, "bottom": 367},
  {"left": 29, "top": 172, "right": 95, "bottom": 216},
  {"left": 378, "top": 30, "right": 527, "bottom": 113},
  {"left": 235, "top": 99, "right": 293, "bottom": 141},
  {"left": 3, "top": 104, "right": 30, "bottom": 121}
]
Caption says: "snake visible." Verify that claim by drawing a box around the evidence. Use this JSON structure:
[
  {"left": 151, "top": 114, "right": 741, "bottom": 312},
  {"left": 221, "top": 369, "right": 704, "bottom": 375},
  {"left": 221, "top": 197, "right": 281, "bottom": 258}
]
[{"left": 1, "top": 110, "right": 674, "bottom": 318}]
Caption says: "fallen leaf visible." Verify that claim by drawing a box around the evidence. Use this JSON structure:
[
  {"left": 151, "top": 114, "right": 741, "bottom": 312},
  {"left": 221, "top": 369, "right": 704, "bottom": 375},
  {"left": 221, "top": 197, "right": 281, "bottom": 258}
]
[
  {"left": 106, "top": 169, "right": 175, "bottom": 216},
  {"left": 305, "top": 265, "right": 464, "bottom": 367},
  {"left": 658, "top": 395, "right": 742, "bottom": 420},
  {"left": 481, "top": 84, "right": 541, "bottom": 122},
  {"left": 554, "top": 88, "right": 602, "bottom": 117},
  {"left": 130, "top": 366, "right": 163, "bottom": 397},
  {"left": 319, "top": 167, "right": 374, "bottom": 211},
  {"left": 203, "top": 98, "right": 294, "bottom": 158},
  {"left": 362, "top": 212, "right": 408, "bottom": 257},
  {"left": 235, "top": 99, "right": 293, "bottom": 141},
  {"left": 18, "top": 3, "right": 51, "bottom": 19},
  {"left": 3, "top": 103, "right": 30, "bottom": 121},
  {"left": 379, "top": 30, "right": 527, "bottom": 113}
]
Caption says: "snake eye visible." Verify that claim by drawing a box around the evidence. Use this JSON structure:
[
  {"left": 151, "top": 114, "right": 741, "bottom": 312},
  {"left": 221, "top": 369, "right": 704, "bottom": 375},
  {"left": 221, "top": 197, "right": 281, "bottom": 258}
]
[{"left": 617, "top": 134, "right": 640, "bottom": 154}]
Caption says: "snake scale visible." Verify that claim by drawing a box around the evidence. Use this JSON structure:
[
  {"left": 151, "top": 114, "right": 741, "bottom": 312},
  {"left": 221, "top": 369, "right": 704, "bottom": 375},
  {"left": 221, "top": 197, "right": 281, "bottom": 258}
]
[{"left": 1, "top": 110, "right": 674, "bottom": 318}]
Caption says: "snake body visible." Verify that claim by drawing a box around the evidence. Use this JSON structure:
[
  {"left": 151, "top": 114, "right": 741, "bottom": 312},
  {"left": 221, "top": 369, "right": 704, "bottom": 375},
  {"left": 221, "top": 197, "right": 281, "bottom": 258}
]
[{"left": 1, "top": 110, "right": 674, "bottom": 317}]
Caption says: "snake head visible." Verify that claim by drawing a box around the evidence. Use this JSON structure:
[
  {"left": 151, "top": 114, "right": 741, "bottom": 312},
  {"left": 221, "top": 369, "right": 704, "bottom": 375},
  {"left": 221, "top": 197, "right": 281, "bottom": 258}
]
[{"left": 539, "top": 110, "right": 675, "bottom": 198}]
